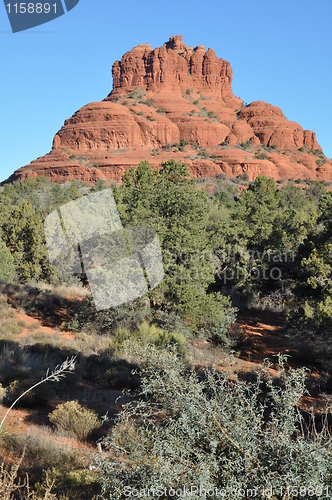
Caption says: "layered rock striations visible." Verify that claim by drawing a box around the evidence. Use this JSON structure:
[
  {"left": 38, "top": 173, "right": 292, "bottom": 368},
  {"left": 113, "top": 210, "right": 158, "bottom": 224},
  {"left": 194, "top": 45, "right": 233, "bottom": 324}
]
[
  {"left": 7, "top": 35, "right": 331, "bottom": 184},
  {"left": 111, "top": 36, "right": 233, "bottom": 98}
]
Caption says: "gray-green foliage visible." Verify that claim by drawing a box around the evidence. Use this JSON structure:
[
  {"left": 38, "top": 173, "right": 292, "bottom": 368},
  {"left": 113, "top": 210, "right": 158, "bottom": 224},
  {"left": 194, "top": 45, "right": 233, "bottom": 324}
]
[{"left": 94, "top": 345, "right": 332, "bottom": 499}]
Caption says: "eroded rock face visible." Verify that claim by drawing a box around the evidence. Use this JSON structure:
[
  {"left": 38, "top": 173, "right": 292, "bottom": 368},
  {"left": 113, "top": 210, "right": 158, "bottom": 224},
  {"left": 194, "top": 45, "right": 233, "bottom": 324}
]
[
  {"left": 7, "top": 35, "right": 331, "bottom": 185},
  {"left": 111, "top": 35, "right": 233, "bottom": 98},
  {"left": 237, "top": 102, "right": 321, "bottom": 151}
]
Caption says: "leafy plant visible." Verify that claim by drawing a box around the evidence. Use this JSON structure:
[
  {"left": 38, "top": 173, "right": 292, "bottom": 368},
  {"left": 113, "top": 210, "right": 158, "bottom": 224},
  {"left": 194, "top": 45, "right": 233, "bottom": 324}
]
[
  {"left": 144, "top": 98, "right": 154, "bottom": 107},
  {"left": 0, "top": 450, "right": 59, "bottom": 499},
  {"left": 0, "top": 240, "right": 15, "bottom": 281},
  {"left": 114, "top": 321, "right": 187, "bottom": 358},
  {"left": 256, "top": 152, "right": 268, "bottom": 160},
  {"left": 0, "top": 384, "right": 6, "bottom": 404},
  {"left": 0, "top": 357, "right": 76, "bottom": 433},
  {"left": 49, "top": 400, "right": 101, "bottom": 440},
  {"left": 116, "top": 160, "right": 237, "bottom": 339},
  {"left": 94, "top": 345, "right": 332, "bottom": 499},
  {"left": 1, "top": 201, "right": 54, "bottom": 282},
  {"left": 240, "top": 139, "right": 252, "bottom": 150}
]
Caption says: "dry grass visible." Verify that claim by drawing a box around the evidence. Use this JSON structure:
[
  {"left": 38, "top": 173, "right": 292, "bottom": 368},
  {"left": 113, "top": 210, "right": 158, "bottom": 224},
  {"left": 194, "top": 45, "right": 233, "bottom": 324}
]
[
  {"left": 188, "top": 339, "right": 229, "bottom": 368},
  {"left": 35, "top": 283, "right": 89, "bottom": 300},
  {"left": 0, "top": 297, "right": 27, "bottom": 340},
  {"left": 18, "top": 329, "right": 114, "bottom": 356},
  {"left": 0, "top": 425, "right": 99, "bottom": 499},
  {"left": 0, "top": 282, "right": 89, "bottom": 332},
  {"left": 0, "top": 283, "right": 114, "bottom": 355},
  {"left": 0, "top": 448, "right": 60, "bottom": 499}
]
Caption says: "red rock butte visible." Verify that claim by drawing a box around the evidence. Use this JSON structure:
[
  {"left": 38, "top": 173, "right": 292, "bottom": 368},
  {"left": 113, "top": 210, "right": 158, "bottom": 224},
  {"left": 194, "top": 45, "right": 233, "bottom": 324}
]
[{"left": 6, "top": 35, "right": 332, "bottom": 184}]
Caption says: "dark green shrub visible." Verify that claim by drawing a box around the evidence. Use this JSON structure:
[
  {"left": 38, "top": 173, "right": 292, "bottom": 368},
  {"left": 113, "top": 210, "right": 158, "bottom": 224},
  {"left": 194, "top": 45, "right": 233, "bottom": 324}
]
[
  {"left": 0, "top": 241, "right": 15, "bottom": 281},
  {"left": 256, "top": 152, "right": 268, "bottom": 160},
  {"left": 6, "top": 377, "right": 57, "bottom": 407},
  {"left": 103, "top": 359, "right": 140, "bottom": 390},
  {"left": 68, "top": 295, "right": 150, "bottom": 336},
  {"left": 240, "top": 139, "right": 252, "bottom": 150},
  {"left": 152, "top": 309, "right": 190, "bottom": 336}
]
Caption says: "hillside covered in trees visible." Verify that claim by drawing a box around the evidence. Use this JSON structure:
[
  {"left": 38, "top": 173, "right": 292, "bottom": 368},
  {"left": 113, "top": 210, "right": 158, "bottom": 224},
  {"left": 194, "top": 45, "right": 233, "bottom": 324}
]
[{"left": 0, "top": 163, "right": 332, "bottom": 498}]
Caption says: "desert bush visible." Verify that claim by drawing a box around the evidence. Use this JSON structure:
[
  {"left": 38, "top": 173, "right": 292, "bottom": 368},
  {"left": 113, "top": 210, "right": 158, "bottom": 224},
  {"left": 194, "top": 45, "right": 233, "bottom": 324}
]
[
  {"left": 0, "top": 295, "right": 14, "bottom": 320},
  {"left": 103, "top": 359, "right": 140, "bottom": 390},
  {"left": 144, "top": 98, "right": 154, "bottom": 107},
  {"left": 114, "top": 321, "right": 187, "bottom": 358},
  {"left": 49, "top": 401, "right": 102, "bottom": 440},
  {"left": 0, "top": 240, "right": 15, "bottom": 281},
  {"left": 0, "top": 383, "right": 6, "bottom": 403},
  {"left": 0, "top": 429, "right": 98, "bottom": 499},
  {"left": 256, "top": 152, "right": 268, "bottom": 160},
  {"left": 4, "top": 319, "right": 26, "bottom": 336},
  {"left": 6, "top": 377, "right": 57, "bottom": 407},
  {"left": 0, "top": 450, "right": 59, "bottom": 499},
  {"left": 0, "top": 356, "right": 76, "bottom": 434},
  {"left": 94, "top": 345, "right": 332, "bottom": 499},
  {"left": 68, "top": 295, "right": 150, "bottom": 336},
  {"left": 0, "top": 345, "right": 50, "bottom": 386},
  {"left": 152, "top": 309, "right": 190, "bottom": 336},
  {"left": 240, "top": 139, "right": 252, "bottom": 150},
  {"left": 33, "top": 460, "right": 99, "bottom": 500},
  {"left": 45, "top": 468, "right": 99, "bottom": 500}
]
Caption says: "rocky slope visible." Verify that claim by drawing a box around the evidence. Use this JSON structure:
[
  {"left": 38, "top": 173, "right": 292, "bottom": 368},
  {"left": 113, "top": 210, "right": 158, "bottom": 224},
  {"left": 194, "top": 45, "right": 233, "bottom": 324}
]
[{"left": 7, "top": 35, "right": 332, "bottom": 184}]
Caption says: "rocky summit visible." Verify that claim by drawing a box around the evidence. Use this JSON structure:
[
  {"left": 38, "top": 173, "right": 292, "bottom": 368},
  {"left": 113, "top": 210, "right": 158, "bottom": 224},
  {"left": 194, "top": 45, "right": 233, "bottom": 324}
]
[{"left": 7, "top": 35, "right": 332, "bottom": 184}]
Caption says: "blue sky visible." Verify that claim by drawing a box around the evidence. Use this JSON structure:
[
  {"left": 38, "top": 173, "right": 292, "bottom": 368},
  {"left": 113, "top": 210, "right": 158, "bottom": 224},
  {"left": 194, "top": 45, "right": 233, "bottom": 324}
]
[{"left": 1, "top": 0, "right": 331, "bottom": 183}]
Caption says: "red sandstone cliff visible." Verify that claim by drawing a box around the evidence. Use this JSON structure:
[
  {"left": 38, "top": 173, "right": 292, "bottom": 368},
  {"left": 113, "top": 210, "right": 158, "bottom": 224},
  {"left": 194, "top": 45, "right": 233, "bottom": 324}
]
[{"left": 7, "top": 35, "right": 331, "bottom": 184}]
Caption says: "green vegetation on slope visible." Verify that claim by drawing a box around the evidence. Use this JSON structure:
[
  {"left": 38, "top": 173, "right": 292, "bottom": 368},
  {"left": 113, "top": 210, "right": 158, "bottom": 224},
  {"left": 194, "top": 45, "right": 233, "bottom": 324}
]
[{"left": 0, "top": 164, "right": 332, "bottom": 498}]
